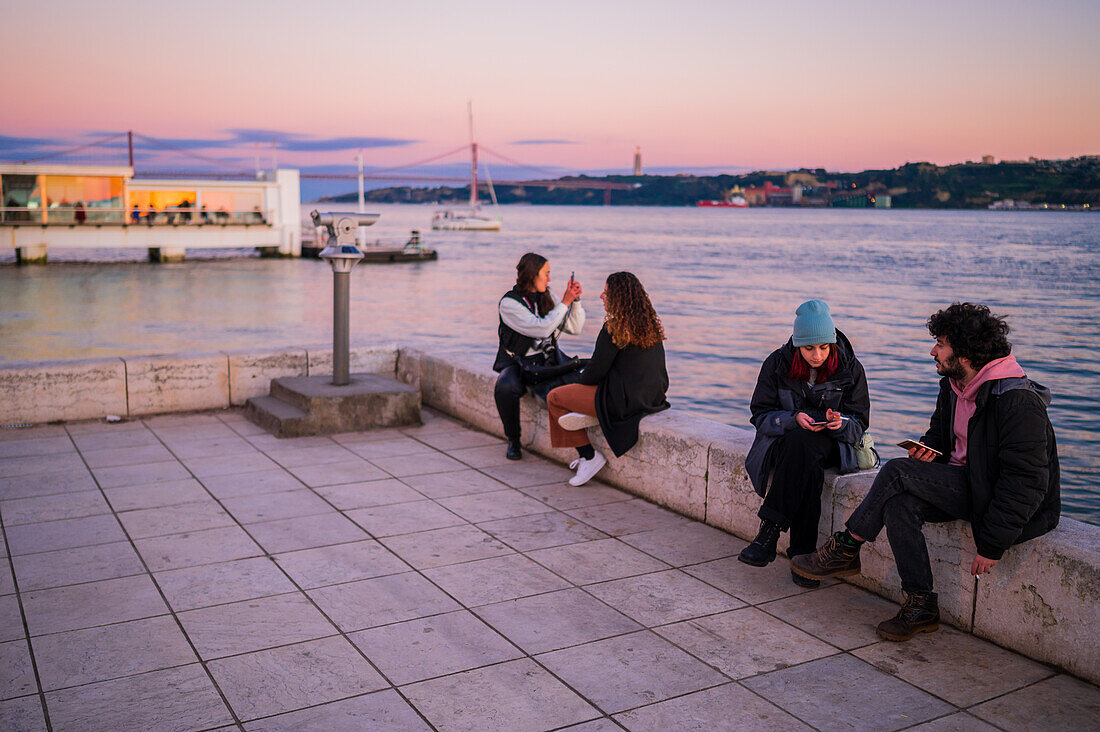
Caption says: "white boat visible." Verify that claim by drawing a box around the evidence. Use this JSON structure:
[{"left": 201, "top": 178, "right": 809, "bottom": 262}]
[{"left": 432, "top": 102, "right": 502, "bottom": 231}]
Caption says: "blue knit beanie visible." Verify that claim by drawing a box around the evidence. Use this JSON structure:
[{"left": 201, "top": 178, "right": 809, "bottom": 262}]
[{"left": 792, "top": 299, "right": 836, "bottom": 346}]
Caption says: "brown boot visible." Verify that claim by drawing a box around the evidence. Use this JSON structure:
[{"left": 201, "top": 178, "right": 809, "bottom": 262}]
[
  {"left": 876, "top": 592, "right": 940, "bottom": 641},
  {"left": 790, "top": 531, "right": 861, "bottom": 580}
]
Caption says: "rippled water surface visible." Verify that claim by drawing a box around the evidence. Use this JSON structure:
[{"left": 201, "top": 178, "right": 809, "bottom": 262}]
[{"left": 3, "top": 204, "right": 1099, "bottom": 523}]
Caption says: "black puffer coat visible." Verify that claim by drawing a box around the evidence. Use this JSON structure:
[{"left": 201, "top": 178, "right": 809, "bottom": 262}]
[
  {"left": 745, "top": 329, "right": 870, "bottom": 496},
  {"left": 920, "top": 376, "right": 1060, "bottom": 560}
]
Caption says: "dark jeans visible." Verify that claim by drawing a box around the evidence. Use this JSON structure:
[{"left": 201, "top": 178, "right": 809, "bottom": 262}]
[
  {"left": 846, "top": 457, "right": 971, "bottom": 595},
  {"left": 759, "top": 429, "right": 839, "bottom": 557},
  {"left": 494, "top": 364, "right": 583, "bottom": 440}
]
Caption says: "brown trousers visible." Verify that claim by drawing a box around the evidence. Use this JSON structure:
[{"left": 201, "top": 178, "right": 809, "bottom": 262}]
[{"left": 547, "top": 383, "right": 598, "bottom": 448}]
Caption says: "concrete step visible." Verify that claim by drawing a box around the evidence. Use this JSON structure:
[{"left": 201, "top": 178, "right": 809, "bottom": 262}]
[
  {"left": 243, "top": 395, "right": 313, "bottom": 438},
  {"left": 248, "top": 373, "right": 421, "bottom": 437}
]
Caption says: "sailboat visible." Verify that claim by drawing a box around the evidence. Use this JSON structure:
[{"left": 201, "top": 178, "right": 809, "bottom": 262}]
[{"left": 432, "top": 103, "right": 502, "bottom": 231}]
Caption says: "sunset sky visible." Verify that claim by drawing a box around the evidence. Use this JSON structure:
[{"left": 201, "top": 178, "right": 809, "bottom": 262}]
[{"left": 2, "top": 0, "right": 1098, "bottom": 176}]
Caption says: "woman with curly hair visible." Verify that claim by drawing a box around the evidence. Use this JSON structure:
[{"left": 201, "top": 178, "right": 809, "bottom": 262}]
[
  {"left": 547, "top": 272, "right": 670, "bottom": 486},
  {"left": 741, "top": 299, "right": 870, "bottom": 587}
]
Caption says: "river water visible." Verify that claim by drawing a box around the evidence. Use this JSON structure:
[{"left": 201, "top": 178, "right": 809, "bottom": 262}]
[{"left": 2, "top": 204, "right": 1098, "bottom": 524}]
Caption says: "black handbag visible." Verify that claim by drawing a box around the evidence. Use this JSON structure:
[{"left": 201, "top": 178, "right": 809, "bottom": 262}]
[{"left": 516, "top": 348, "right": 588, "bottom": 385}]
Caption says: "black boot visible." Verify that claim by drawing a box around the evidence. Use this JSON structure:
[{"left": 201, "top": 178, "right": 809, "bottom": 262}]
[
  {"left": 738, "top": 520, "right": 781, "bottom": 567},
  {"left": 876, "top": 592, "right": 940, "bottom": 641},
  {"left": 505, "top": 438, "right": 522, "bottom": 461},
  {"left": 790, "top": 568, "right": 820, "bottom": 588}
]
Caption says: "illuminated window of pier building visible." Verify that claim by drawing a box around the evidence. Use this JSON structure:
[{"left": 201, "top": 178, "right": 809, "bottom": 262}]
[
  {"left": 0, "top": 174, "right": 42, "bottom": 222},
  {"left": 44, "top": 175, "right": 124, "bottom": 222}
]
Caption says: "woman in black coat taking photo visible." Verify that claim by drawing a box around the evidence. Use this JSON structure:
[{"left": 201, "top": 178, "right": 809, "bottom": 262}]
[
  {"left": 547, "top": 272, "right": 670, "bottom": 487},
  {"left": 742, "top": 299, "right": 870, "bottom": 587}
]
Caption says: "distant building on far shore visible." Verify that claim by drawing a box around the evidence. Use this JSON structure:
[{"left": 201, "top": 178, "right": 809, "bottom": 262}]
[
  {"left": 982, "top": 155, "right": 995, "bottom": 164},
  {"left": 633, "top": 147, "right": 642, "bottom": 176}
]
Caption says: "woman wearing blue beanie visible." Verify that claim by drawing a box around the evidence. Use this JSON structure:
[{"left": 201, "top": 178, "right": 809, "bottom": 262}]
[{"left": 741, "top": 299, "right": 871, "bottom": 586}]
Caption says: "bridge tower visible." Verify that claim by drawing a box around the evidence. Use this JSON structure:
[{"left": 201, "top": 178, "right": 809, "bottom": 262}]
[{"left": 633, "top": 146, "right": 642, "bottom": 176}]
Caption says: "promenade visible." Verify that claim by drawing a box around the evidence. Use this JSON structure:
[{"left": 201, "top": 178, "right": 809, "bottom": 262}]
[{"left": 1, "top": 408, "right": 1097, "bottom": 731}]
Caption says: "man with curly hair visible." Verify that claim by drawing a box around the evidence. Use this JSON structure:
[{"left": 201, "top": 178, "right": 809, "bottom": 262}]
[{"left": 792, "top": 302, "right": 1060, "bottom": 641}]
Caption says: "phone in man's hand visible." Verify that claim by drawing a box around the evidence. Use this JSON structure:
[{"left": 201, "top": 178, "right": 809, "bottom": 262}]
[{"left": 897, "top": 439, "right": 943, "bottom": 456}]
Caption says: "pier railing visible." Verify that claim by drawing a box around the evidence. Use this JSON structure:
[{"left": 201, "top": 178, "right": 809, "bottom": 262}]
[{"left": 0, "top": 207, "right": 271, "bottom": 226}]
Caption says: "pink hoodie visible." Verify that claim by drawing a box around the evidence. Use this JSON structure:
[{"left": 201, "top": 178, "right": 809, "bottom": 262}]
[{"left": 948, "top": 354, "right": 1026, "bottom": 465}]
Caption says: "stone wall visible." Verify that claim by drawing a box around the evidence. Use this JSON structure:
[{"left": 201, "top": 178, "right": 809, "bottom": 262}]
[{"left": 1, "top": 343, "right": 1096, "bottom": 683}]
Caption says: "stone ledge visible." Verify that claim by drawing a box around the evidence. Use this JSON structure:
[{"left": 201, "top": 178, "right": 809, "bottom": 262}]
[{"left": 0, "top": 357, "right": 127, "bottom": 424}]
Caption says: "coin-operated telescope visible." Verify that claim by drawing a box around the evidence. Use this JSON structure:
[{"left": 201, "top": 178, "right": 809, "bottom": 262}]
[{"left": 311, "top": 210, "right": 379, "bottom": 385}]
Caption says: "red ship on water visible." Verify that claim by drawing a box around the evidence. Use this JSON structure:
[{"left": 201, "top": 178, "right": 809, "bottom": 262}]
[{"left": 696, "top": 185, "right": 749, "bottom": 207}]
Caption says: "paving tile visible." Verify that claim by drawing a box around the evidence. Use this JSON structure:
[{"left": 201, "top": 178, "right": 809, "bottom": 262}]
[
  {"left": 370, "top": 452, "right": 466, "bottom": 478},
  {"left": 331, "top": 427, "right": 414, "bottom": 445},
  {"left": 12, "top": 541, "right": 145, "bottom": 592},
  {"left": 0, "top": 595, "right": 22, "bottom": 642},
  {"left": 144, "top": 413, "right": 225, "bottom": 429},
  {"left": 31, "top": 615, "right": 197, "bottom": 691},
  {"left": 905, "top": 712, "right": 1001, "bottom": 731},
  {"left": 243, "top": 688, "right": 429, "bottom": 731},
  {"left": 6, "top": 513, "right": 126, "bottom": 556},
  {"left": 477, "top": 510, "right": 609, "bottom": 551},
  {"left": 70, "top": 426, "right": 161, "bottom": 452},
  {"left": 477, "top": 588, "right": 641, "bottom": 654},
  {"left": 345, "top": 436, "right": 437, "bottom": 460},
  {"left": 565, "top": 499, "right": 690, "bottom": 537},
  {"left": 0, "top": 695, "right": 46, "bottom": 731},
  {"left": 519, "top": 481, "right": 633, "bottom": 510},
  {"left": 200, "top": 468, "right": 304, "bottom": 499},
  {"left": 423, "top": 553, "right": 571, "bottom": 607},
  {"left": 0, "top": 639, "right": 36, "bottom": 700},
  {"left": 0, "top": 453, "right": 85, "bottom": 479},
  {"left": 81, "top": 443, "right": 175, "bottom": 469},
  {"left": 273, "top": 540, "right": 410, "bottom": 589},
  {"left": 0, "top": 562, "right": 12, "bottom": 595},
  {"left": 308, "top": 571, "right": 460, "bottom": 632},
  {"left": 0, "top": 436, "right": 74, "bottom": 459},
  {"left": 222, "top": 489, "right": 334, "bottom": 523},
  {"left": 247, "top": 435, "right": 335, "bottom": 451},
  {"left": 350, "top": 609, "right": 521, "bottom": 685},
  {"left": 852, "top": 626, "right": 1054, "bottom": 707},
  {"left": 619, "top": 522, "right": 743, "bottom": 566},
  {"left": 208, "top": 636, "right": 387, "bottom": 722},
  {"left": 155, "top": 557, "right": 299, "bottom": 612},
  {"left": 346, "top": 500, "right": 465, "bottom": 537},
  {"left": 1, "top": 424, "right": 68, "bottom": 441},
  {"left": 482, "top": 458, "right": 576, "bottom": 488},
  {"left": 0, "top": 467, "right": 97, "bottom": 501},
  {"left": 104, "top": 478, "right": 210, "bottom": 511},
  {"left": 682, "top": 555, "right": 836, "bottom": 605},
  {"left": 741, "top": 654, "right": 954, "bottom": 731},
  {"left": 183, "top": 452, "right": 281, "bottom": 478},
  {"left": 262, "top": 444, "right": 357, "bottom": 468},
  {"left": 612, "top": 681, "right": 810, "bottom": 730},
  {"left": 437, "top": 488, "right": 550, "bottom": 522},
  {"left": 155, "top": 423, "right": 240, "bottom": 445},
  {"left": 528, "top": 538, "right": 670, "bottom": 585},
  {"left": 0, "top": 489, "right": 110, "bottom": 526},
  {"left": 166, "top": 435, "right": 259, "bottom": 460},
  {"left": 92, "top": 460, "right": 191, "bottom": 489},
  {"left": 402, "top": 658, "right": 599, "bottom": 731},
  {"left": 381, "top": 524, "right": 513, "bottom": 569},
  {"left": 447, "top": 443, "right": 517, "bottom": 469},
  {"left": 44, "top": 663, "right": 234, "bottom": 732},
  {"left": 558, "top": 721, "right": 620, "bottom": 732},
  {"left": 586, "top": 569, "right": 745, "bottom": 626},
  {"left": 135, "top": 525, "right": 263, "bottom": 572},
  {"left": 762, "top": 583, "right": 901, "bottom": 650},
  {"left": 415, "top": 428, "right": 503, "bottom": 451},
  {"left": 247, "top": 512, "right": 366, "bottom": 554},
  {"left": 289, "top": 459, "right": 388, "bottom": 487},
  {"left": 537, "top": 630, "right": 728, "bottom": 714},
  {"left": 401, "top": 468, "right": 510, "bottom": 499},
  {"left": 314, "top": 479, "right": 422, "bottom": 510},
  {"left": 22, "top": 574, "right": 168, "bottom": 636},
  {"left": 117, "top": 500, "right": 235, "bottom": 539},
  {"left": 228, "top": 419, "right": 268, "bottom": 437},
  {"left": 178, "top": 593, "right": 336, "bottom": 659},
  {"left": 970, "top": 675, "right": 1100, "bottom": 730},
  {"left": 654, "top": 607, "right": 835, "bottom": 679}
]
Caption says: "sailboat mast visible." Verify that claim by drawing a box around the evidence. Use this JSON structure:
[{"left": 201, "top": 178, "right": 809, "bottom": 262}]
[{"left": 468, "top": 101, "right": 479, "bottom": 209}]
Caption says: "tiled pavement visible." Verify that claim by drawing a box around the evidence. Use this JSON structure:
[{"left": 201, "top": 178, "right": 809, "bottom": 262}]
[{"left": 1, "top": 410, "right": 1097, "bottom": 731}]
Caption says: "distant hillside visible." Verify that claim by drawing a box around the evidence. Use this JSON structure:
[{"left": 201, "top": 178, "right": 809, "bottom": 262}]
[{"left": 321, "top": 157, "right": 1100, "bottom": 208}]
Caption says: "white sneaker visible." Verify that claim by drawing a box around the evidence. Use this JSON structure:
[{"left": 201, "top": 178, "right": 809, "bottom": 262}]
[
  {"left": 568, "top": 452, "right": 607, "bottom": 486},
  {"left": 558, "top": 412, "right": 599, "bottom": 431}
]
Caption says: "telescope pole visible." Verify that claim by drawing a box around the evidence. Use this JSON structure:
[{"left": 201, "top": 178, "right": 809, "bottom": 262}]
[{"left": 333, "top": 271, "right": 351, "bottom": 386}]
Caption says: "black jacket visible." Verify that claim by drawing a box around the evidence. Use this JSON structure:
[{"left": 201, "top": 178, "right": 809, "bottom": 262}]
[
  {"left": 920, "top": 376, "right": 1060, "bottom": 560},
  {"left": 579, "top": 325, "right": 670, "bottom": 457},
  {"left": 745, "top": 329, "right": 870, "bottom": 496},
  {"left": 493, "top": 288, "right": 555, "bottom": 372}
]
